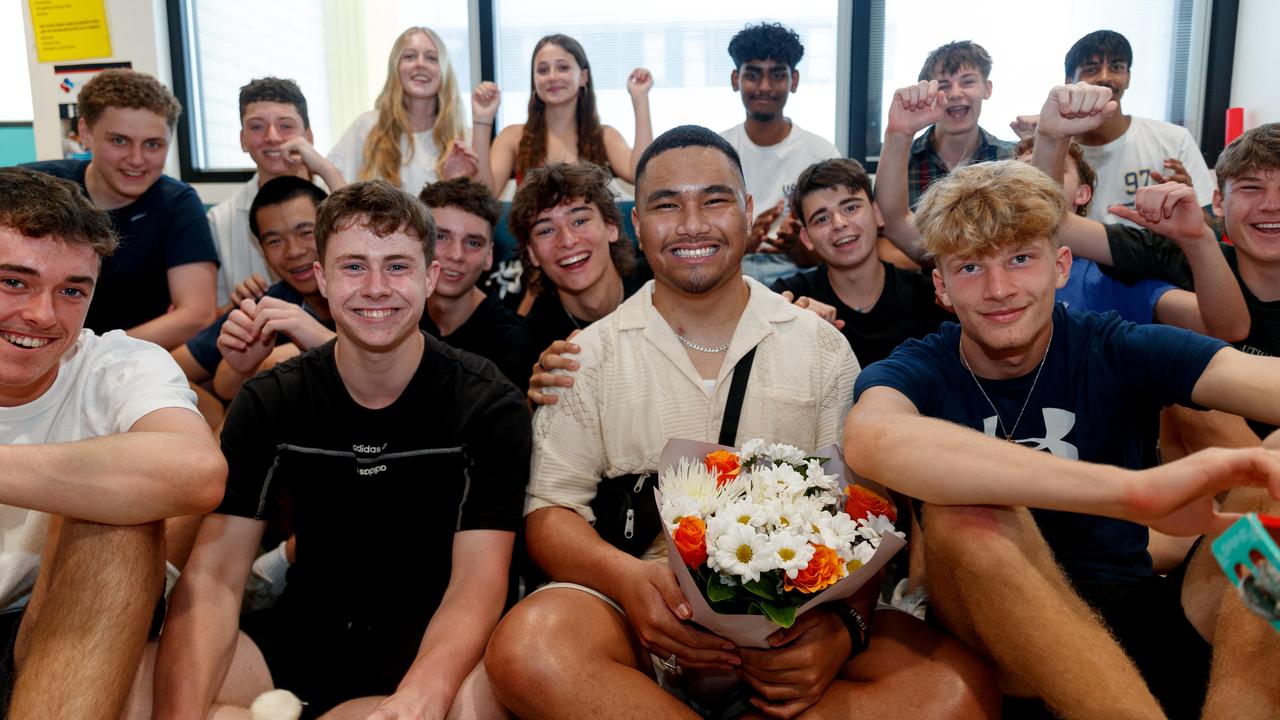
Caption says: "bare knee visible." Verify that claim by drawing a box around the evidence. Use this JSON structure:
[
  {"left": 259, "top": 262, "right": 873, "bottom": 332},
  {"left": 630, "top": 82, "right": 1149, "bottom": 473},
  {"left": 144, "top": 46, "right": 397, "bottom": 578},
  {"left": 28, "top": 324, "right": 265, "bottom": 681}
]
[
  {"left": 1264, "top": 428, "right": 1280, "bottom": 450},
  {"left": 922, "top": 504, "right": 1033, "bottom": 579}
]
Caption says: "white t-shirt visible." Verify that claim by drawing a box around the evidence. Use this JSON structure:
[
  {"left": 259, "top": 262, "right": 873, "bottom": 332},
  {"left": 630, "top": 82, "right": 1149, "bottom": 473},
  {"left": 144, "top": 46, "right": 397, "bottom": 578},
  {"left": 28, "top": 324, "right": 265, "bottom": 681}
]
[
  {"left": 327, "top": 110, "right": 441, "bottom": 196},
  {"left": 0, "top": 330, "right": 199, "bottom": 608},
  {"left": 207, "top": 175, "right": 274, "bottom": 307},
  {"left": 719, "top": 122, "right": 841, "bottom": 221},
  {"left": 1080, "top": 116, "right": 1216, "bottom": 226}
]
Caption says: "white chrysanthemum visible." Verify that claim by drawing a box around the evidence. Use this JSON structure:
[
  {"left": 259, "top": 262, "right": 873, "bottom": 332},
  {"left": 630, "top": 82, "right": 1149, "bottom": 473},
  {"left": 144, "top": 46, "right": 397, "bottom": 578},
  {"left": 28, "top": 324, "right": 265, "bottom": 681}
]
[
  {"left": 755, "top": 462, "right": 807, "bottom": 498},
  {"left": 769, "top": 532, "right": 816, "bottom": 578},
  {"left": 738, "top": 438, "right": 766, "bottom": 463},
  {"left": 857, "top": 513, "right": 904, "bottom": 543},
  {"left": 659, "top": 458, "right": 720, "bottom": 519},
  {"left": 717, "top": 498, "right": 769, "bottom": 529},
  {"left": 708, "top": 521, "right": 774, "bottom": 582},
  {"left": 661, "top": 494, "right": 701, "bottom": 527},
  {"left": 803, "top": 459, "right": 840, "bottom": 493},
  {"left": 765, "top": 442, "right": 806, "bottom": 465},
  {"left": 819, "top": 512, "right": 862, "bottom": 560}
]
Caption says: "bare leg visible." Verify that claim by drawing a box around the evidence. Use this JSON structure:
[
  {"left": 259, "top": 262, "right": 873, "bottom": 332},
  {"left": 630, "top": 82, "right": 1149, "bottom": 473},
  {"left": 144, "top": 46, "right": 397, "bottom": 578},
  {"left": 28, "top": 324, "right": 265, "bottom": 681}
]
[
  {"left": 318, "top": 696, "right": 383, "bottom": 719},
  {"left": 1159, "top": 406, "right": 1259, "bottom": 462},
  {"left": 119, "top": 632, "right": 272, "bottom": 720},
  {"left": 485, "top": 588, "right": 700, "bottom": 720},
  {"left": 922, "top": 504, "right": 1163, "bottom": 719},
  {"left": 11, "top": 517, "right": 163, "bottom": 720},
  {"left": 165, "top": 514, "right": 205, "bottom": 571}
]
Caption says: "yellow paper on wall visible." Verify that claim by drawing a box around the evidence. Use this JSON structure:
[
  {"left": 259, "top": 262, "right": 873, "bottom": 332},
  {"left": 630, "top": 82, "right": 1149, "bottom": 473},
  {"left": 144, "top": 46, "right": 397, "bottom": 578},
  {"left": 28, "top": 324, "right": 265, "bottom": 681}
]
[{"left": 29, "top": 0, "right": 113, "bottom": 63}]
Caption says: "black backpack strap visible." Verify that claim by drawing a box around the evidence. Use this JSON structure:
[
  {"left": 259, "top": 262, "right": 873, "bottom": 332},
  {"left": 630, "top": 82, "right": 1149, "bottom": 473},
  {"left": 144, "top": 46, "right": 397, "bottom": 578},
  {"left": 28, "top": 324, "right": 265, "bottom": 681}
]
[{"left": 717, "top": 346, "right": 757, "bottom": 446}]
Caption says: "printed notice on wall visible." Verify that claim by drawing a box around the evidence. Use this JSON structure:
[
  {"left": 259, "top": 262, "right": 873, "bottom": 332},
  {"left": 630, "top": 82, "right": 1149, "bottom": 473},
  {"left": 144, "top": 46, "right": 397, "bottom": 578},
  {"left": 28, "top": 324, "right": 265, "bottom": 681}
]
[{"left": 29, "top": 0, "right": 112, "bottom": 63}]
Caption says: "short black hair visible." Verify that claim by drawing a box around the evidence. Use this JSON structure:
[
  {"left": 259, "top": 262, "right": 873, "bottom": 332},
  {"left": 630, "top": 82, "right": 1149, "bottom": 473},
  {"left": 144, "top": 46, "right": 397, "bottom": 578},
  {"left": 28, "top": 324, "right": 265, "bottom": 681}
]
[
  {"left": 239, "top": 77, "right": 311, "bottom": 130},
  {"left": 635, "top": 125, "right": 744, "bottom": 191},
  {"left": 728, "top": 22, "right": 804, "bottom": 69},
  {"left": 1064, "top": 30, "right": 1133, "bottom": 78},
  {"left": 249, "top": 176, "right": 328, "bottom": 242}
]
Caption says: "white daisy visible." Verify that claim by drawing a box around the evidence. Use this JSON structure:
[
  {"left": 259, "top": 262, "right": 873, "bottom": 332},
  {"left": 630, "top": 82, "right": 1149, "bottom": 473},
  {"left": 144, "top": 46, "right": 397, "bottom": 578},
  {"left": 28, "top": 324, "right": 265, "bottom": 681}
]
[
  {"left": 765, "top": 442, "right": 807, "bottom": 466},
  {"left": 708, "top": 521, "right": 774, "bottom": 583},
  {"left": 769, "top": 532, "right": 816, "bottom": 579}
]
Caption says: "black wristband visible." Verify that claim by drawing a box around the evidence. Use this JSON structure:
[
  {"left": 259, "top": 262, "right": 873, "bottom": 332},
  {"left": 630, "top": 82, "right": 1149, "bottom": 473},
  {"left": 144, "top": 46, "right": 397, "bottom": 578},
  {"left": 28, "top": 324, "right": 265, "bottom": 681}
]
[{"left": 831, "top": 603, "right": 870, "bottom": 658}]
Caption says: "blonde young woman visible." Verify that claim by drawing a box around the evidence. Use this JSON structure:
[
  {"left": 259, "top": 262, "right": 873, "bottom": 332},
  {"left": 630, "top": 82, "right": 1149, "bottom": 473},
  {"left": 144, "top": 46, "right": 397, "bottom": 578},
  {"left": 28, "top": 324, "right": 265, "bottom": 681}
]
[
  {"left": 328, "top": 26, "right": 474, "bottom": 194},
  {"left": 471, "top": 34, "right": 654, "bottom": 197}
]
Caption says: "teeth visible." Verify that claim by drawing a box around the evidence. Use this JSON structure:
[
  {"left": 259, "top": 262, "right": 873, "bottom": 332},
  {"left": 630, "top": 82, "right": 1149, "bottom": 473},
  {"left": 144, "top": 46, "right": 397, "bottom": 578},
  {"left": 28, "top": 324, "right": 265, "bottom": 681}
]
[
  {"left": 355, "top": 309, "right": 394, "bottom": 318},
  {"left": 834, "top": 236, "right": 858, "bottom": 247},
  {"left": 1255, "top": 223, "right": 1280, "bottom": 229},
  {"left": 558, "top": 253, "right": 589, "bottom": 267},
  {"left": 673, "top": 246, "right": 717, "bottom": 258},
  {"left": 443, "top": 270, "right": 462, "bottom": 278},
  {"left": 1, "top": 332, "right": 51, "bottom": 348}
]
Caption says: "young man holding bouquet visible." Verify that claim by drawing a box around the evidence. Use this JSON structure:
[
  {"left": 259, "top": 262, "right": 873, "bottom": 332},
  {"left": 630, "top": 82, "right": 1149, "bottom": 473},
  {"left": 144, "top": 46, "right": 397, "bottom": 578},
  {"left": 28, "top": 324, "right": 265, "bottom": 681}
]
[
  {"left": 154, "top": 181, "right": 529, "bottom": 719},
  {"left": 486, "top": 126, "right": 998, "bottom": 719},
  {"left": 846, "top": 84, "right": 1280, "bottom": 718}
]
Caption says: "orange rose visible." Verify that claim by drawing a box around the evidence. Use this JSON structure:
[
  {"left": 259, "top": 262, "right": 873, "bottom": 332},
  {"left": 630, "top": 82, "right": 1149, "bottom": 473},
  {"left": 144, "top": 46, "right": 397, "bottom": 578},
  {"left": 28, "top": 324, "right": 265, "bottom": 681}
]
[
  {"left": 783, "top": 544, "right": 846, "bottom": 594},
  {"left": 704, "top": 449, "right": 742, "bottom": 487},
  {"left": 673, "top": 516, "right": 708, "bottom": 568},
  {"left": 844, "top": 485, "right": 897, "bottom": 524}
]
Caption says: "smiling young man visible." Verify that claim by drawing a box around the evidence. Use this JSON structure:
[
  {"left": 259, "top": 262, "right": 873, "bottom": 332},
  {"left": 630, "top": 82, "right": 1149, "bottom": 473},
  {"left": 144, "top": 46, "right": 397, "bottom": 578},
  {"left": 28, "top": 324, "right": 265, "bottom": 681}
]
[
  {"left": 719, "top": 22, "right": 840, "bottom": 284},
  {"left": 1062, "top": 30, "right": 1215, "bottom": 225},
  {"left": 903, "top": 41, "right": 1016, "bottom": 210},
  {"left": 0, "top": 168, "right": 225, "bottom": 718},
  {"left": 155, "top": 180, "right": 529, "bottom": 719},
  {"left": 207, "top": 77, "right": 347, "bottom": 309},
  {"left": 485, "top": 125, "right": 997, "bottom": 720},
  {"left": 23, "top": 69, "right": 219, "bottom": 350},
  {"left": 772, "top": 158, "right": 952, "bottom": 366},
  {"left": 846, "top": 150, "right": 1280, "bottom": 717},
  {"left": 418, "top": 178, "right": 525, "bottom": 384}
]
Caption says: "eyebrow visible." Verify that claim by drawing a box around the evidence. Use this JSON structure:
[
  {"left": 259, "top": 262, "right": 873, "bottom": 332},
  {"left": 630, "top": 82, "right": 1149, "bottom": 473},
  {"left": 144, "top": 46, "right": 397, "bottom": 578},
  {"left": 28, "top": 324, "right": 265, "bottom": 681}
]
[
  {"left": 0, "top": 263, "right": 95, "bottom": 287},
  {"left": 334, "top": 253, "right": 418, "bottom": 263}
]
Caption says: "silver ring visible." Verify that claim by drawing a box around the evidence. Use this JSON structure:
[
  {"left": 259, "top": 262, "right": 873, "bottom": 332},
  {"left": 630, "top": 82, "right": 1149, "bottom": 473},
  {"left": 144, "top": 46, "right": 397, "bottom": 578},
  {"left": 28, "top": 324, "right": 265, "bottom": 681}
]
[
  {"left": 538, "top": 359, "right": 546, "bottom": 371},
  {"left": 660, "top": 653, "right": 678, "bottom": 671}
]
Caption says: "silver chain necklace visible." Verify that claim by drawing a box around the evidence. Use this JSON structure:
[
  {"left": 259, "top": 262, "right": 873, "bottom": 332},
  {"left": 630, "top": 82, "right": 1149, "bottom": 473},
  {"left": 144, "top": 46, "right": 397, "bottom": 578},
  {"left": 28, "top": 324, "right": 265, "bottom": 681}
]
[
  {"left": 677, "top": 334, "right": 731, "bottom": 353},
  {"left": 958, "top": 331, "right": 1053, "bottom": 443}
]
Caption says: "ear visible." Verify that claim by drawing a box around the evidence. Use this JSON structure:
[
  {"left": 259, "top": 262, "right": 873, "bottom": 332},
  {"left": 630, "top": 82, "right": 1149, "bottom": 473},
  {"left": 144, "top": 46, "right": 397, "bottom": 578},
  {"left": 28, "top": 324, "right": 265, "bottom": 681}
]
[
  {"left": 1054, "top": 244, "right": 1073, "bottom": 290},
  {"left": 744, "top": 193, "right": 754, "bottom": 224},
  {"left": 313, "top": 260, "right": 328, "bottom": 298},
  {"left": 305, "top": 128, "right": 315, "bottom": 145},
  {"left": 871, "top": 200, "right": 886, "bottom": 230},
  {"left": 580, "top": 67, "right": 589, "bottom": 88},
  {"left": 483, "top": 243, "right": 494, "bottom": 272},
  {"left": 790, "top": 69, "right": 800, "bottom": 93},
  {"left": 731, "top": 69, "right": 740, "bottom": 92},
  {"left": 798, "top": 224, "right": 816, "bottom": 253},
  {"left": 1211, "top": 187, "right": 1226, "bottom": 219},
  {"left": 77, "top": 117, "right": 91, "bottom": 150},
  {"left": 931, "top": 267, "right": 954, "bottom": 311},
  {"left": 983, "top": 79, "right": 993, "bottom": 100},
  {"left": 240, "top": 127, "right": 250, "bottom": 154},
  {"left": 606, "top": 221, "right": 619, "bottom": 245},
  {"left": 423, "top": 259, "right": 441, "bottom": 299},
  {"left": 1073, "top": 182, "right": 1092, "bottom": 211}
]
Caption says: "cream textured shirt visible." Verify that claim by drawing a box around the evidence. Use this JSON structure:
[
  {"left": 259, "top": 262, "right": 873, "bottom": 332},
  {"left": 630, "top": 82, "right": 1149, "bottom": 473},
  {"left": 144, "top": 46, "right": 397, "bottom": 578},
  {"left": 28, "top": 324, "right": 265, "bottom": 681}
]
[{"left": 527, "top": 277, "right": 859, "bottom": 558}]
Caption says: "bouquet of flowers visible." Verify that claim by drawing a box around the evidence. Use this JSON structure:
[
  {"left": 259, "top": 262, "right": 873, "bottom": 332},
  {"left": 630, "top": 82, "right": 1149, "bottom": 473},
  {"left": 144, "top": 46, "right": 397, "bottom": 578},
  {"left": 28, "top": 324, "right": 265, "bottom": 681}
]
[{"left": 657, "top": 438, "right": 906, "bottom": 648}]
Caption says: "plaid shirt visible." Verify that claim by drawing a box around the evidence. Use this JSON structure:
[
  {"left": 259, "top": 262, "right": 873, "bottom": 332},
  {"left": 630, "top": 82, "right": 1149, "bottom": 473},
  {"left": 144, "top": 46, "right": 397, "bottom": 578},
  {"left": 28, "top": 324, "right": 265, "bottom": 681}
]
[{"left": 907, "top": 126, "right": 1017, "bottom": 209}]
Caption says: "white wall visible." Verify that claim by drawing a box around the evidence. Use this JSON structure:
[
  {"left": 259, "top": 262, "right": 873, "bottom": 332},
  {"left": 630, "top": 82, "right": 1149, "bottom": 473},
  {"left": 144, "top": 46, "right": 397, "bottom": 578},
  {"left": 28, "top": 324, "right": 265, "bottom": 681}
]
[{"left": 1229, "top": 0, "right": 1279, "bottom": 129}]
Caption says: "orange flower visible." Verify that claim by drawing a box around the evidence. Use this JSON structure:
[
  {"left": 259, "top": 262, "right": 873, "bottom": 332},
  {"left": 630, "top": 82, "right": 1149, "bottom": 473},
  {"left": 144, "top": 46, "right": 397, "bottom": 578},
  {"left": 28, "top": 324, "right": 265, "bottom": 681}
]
[
  {"left": 704, "top": 449, "right": 742, "bottom": 487},
  {"left": 844, "top": 485, "right": 897, "bottom": 524},
  {"left": 784, "top": 544, "right": 846, "bottom": 593},
  {"left": 673, "top": 516, "right": 708, "bottom": 568}
]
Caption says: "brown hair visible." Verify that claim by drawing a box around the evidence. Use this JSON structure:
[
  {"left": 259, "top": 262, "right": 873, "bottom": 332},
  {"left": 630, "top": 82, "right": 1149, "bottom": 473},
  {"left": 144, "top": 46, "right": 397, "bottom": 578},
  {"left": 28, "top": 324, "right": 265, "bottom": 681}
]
[
  {"left": 314, "top": 180, "right": 436, "bottom": 263},
  {"left": 918, "top": 40, "right": 993, "bottom": 82},
  {"left": 77, "top": 69, "right": 182, "bottom": 128},
  {"left": 915, "top": 160, "right": 1065, "bottom": 261},
  {"left": 508, "top": 162, "right": 634, "bottom": 290},
  {"left": 790, "top": 158, "right": 873, "bottom": 225},
  {"left": 1015, "top": 136, "right": 1097, "bottom": 217},
  {"left": 516, "top": 35, "right": 609, "bottom": 177},
  {"left": 0, "top": 167, "right": 117, "bottom": 256},
  {"left": 1215, "top": 122, "right": 1280, "bottom": 194},
  {"left": 418, "top": 178, "right": 501, "bottom": 229},
  {"left": 361, "top": 27, "right": 465, "bottom": 188}
]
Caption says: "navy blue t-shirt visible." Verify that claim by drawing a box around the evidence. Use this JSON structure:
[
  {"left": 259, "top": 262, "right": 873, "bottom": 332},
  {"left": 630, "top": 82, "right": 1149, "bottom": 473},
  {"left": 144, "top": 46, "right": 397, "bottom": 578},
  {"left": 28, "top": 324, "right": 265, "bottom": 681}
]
[
  {"left": 854, "top": 305, "right": 1228, "bottom": 583},
  {"left": 185, "top": 282, "right": 327, "bottom": 375},
  {"left": 23, "top": 159, "right": 218, "bottom": 334}
]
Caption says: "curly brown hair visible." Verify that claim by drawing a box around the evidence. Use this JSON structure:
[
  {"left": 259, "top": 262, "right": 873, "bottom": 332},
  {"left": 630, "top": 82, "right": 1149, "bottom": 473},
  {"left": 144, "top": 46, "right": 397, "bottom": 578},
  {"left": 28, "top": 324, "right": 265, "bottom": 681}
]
[
  {"left": 77, "top": 69, "right": 182, "bottom": 128},
  {"left": 0, "top": 167, "right": 117, "bottom": 256},
  {"left": 516, "top": 35, "right": 609, "bottom": 178}
]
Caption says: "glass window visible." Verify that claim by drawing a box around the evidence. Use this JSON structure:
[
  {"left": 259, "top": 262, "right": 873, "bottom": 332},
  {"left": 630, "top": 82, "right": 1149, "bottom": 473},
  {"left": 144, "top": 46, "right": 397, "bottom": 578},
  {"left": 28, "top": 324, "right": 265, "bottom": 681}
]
[
  {"left": 492, "top": 0, "right": 842, "bottom": 152},
  {"left": 1, "top": 0, "right": 34, "bottom": 123},
  {"left": 178, "top": 0, "right": 471, "bottom": 172}
]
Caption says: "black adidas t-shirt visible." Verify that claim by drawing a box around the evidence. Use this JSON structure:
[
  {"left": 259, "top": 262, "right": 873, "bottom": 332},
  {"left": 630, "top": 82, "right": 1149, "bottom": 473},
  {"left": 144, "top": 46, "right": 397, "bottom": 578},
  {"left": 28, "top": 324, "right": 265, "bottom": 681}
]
[
  {"left": 856, "top": 305, "right": 1227, "bottom": 584},
  {"left": 772, "top": 262, "right": 952, "bottom": 367},
  {"left": 217, "top": 334, "right": 530, "bottom": 628}
]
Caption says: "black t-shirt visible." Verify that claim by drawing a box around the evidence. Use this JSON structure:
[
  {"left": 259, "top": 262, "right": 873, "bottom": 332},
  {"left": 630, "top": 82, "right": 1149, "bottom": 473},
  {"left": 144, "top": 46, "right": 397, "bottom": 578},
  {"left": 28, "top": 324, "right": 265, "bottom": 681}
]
[
  {"left": 23, "top": 159, "right": 219, "bottom": 334},
  {"left": 518, "top": 257, "right": 654, "bottom": 375},
  {"left": 217, "top": 334, "right": 531, "bottom": 629},
  {"left": 1106, "top": 224, "right": 1280, "bottom": 437},
  {"left": 420, "top": 293, "right": 527, "bottom": 387},
  {"left": 855, "top": 305, "right": 1228, "bottom": 584},
  {"left": 771, "top": 262, "right": 953, "bottom": 366}
]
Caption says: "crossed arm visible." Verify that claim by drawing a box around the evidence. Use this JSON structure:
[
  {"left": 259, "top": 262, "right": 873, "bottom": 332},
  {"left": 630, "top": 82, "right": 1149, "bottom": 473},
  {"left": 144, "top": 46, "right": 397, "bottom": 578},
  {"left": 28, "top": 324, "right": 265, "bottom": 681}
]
[
  {"left": 0, "top": 407, "right": 225, "bottom": 524},
  {"left": 129, "top": 262, "right": 220, "bottom": 350}
]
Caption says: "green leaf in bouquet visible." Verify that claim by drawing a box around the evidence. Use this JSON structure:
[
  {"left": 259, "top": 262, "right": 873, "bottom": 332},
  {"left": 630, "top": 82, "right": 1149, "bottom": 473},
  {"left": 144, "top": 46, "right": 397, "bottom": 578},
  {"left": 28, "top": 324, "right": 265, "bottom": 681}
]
[
  {"left": 742, "top": 577, "right": 779, "bottom": 601},
  {"left": 706, "top": 573, "right": 735, "bottom": 603},
  {"left": 757, "top": 600, "right": 797, "bottom": 628}
]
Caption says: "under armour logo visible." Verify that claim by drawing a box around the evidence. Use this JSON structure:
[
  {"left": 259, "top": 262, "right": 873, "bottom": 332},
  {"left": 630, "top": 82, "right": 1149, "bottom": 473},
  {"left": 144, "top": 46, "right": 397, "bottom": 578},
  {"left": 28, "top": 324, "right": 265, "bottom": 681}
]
[{"left": 982, "top": 408, "right": 1078, "bottom": 460}]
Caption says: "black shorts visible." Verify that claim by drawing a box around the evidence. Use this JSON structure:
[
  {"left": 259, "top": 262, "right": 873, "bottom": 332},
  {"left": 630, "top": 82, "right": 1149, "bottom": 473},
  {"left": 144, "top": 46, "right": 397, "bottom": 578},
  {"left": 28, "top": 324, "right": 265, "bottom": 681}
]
[{"left": 240, "top": 600, "right": 427, "bottom": 719}]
